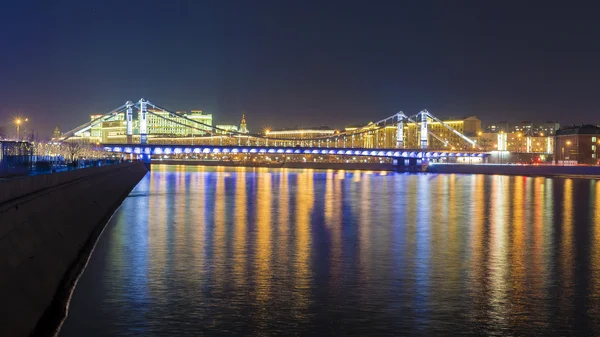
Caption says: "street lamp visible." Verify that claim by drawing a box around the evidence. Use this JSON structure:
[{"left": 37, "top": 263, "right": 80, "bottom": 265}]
[
  {"left": 565, "top": 140, "right": 572, "bottom": 163},
  {"left": 14, "top": 117, "right": 28, "bottom": 141},
  {"left": 15, "top": 119, "right": 21, "bottom": 140}
]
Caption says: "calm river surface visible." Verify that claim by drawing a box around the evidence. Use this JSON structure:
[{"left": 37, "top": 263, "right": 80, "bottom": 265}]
[{"left": 60, "top": 165, "right": 600, "bottom": 336}]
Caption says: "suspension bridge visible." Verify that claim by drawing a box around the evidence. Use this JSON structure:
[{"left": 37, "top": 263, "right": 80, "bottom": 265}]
[{"left": 60, "top": 98, "right": 488, "bottom": 170}]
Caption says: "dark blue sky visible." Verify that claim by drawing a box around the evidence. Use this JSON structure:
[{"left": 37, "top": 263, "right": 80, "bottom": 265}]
[{"left": 1, "top": 1, "right": 599, "bottom": 137}]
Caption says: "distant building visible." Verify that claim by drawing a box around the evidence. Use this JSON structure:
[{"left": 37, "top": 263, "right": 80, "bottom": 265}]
[
  {"left": 53, "top": 127, "right": 61, "bottom": 140},
  {"left": 147, "top": 109, "right": 212, "bottom": 136},
  {"left": 216, "top": 125, "right": 239, "bottom": 133},
  {"left": 554, "top": 125, "right": 600, "bottom": 165},
  {"left": 239, "top": 115, "right": 249, "bottom": 134},
  {"left": 342, "top": 116, "right": 481, "bottom": 149},
  {"left": 478, "top": 132, "right": 553, "bottom": 153},
  {"left": 345, "top": 122, "right": 397, "bottom": 148},
  {"left": 484, "top": 121, "right": 560, "bottom": 136},
  {"left": 74, "top": 109, "right": 213, "bottom": 143},
  {"left": 403, "top": 116, "right": 481, "bottom": 149},
  {"left": 266, "top": 126, "right": 337, "bottom": 139}
]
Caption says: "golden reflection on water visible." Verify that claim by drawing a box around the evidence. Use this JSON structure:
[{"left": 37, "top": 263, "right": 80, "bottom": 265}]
[
  {"left": 277, "top": 170, "right": 290, "bottom": 273},
  {"left": 446, "top": 175, "right": 459, "bottom": 282},
  {"left": 593, "top": 180, "right": 600, "bottom": 318},
  {"left": 325, "top": 170, "right": 342, "bottom": 288},
  {"left": 233, "top": 168, "right": 247, "bottom": 290},
  {"left": 214, "top": 170, "right": 227, "bottom": 291},
  {"left": 294, "top": 170, "right": 314, "bottom": 313},
  {"left": 489, "top": 175, "right": 509, "bottom": 329},
  {"left": 559, "top": 179, "right": 574, "bottom": 324},
  {"left": 256, "top": 170, "right": 273, "bottom": 304},
  {"left": 358, "top": 172, "right": 372, "bottom": 283}
]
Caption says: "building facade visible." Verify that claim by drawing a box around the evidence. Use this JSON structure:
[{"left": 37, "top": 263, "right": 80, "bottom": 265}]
[
  {"left": 554, "top": 125, "right": 600, "bottom": 164},
  {"left": 484, "top": 121, "right": 560, "bottom": 136},
  {"left": 266, "top": 127, "right": 337, "bottom": 139},
  {"left": 342, "top": 116, "right": 481, "bottom": 149},
  {"left": 478, "top": 132, "right": 554, "bottom": 153},
  {"left": 74, "top": 110, "right": 213, "bottom": 143}
]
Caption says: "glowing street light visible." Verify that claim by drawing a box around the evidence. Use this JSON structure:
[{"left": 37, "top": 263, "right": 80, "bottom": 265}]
[{"left": 14, "top": 117, "right": 30, "bottom": 141}]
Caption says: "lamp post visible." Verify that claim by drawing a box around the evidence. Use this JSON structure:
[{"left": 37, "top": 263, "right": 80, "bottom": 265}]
[
  {"left": 15, "top": 119, "right": 21, "bottom": 140},
  {"left": 14, "top": 118, "right": 28, "bottom": 141}
]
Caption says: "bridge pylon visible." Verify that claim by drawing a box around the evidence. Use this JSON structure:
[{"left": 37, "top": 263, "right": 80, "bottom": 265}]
[
  {"left": 420, "top": 110, "right": 428, "bottom": 149},
  {"left": 396, "top": 112, "right": 405, "bottom": 149},
  {"left": 125, "top": 101, "right": 134, "bottom": 144},
  {"left": 139, "top": 98, "right": 148, "bottom": 144}
]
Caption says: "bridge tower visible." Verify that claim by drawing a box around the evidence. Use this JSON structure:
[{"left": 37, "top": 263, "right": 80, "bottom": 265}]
[
  {"left": 420, "top": 110, "right": 428, "bottom": 149},
  {"left": 396, "top": 113, "right": 404, "bottom": 149},
  {"left": 139, "top": 98, "right": 148, "bottom": 144},
  {"left": 125, "top": 101, "right": 134, "bottom": 144}
]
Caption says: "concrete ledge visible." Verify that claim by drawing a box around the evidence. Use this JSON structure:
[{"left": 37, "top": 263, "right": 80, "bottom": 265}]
[
  {"left": 0, "top": 162, "right": 147, "bottom": 337},
  {"left": 0, "top": 164, "right": 135, "bottom": 204}
]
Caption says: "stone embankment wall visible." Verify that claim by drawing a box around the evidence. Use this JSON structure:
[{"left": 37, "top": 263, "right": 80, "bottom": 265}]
[
  {"left": 0, "top": 162, "right": 147, "bottom": 337},
  {"left": 426, "top": 164, "right": 600, "bottom": 178}
]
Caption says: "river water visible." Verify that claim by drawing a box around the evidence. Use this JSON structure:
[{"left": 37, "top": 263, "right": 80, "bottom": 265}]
[{"left": 60, "top": 165, "right": 600, "bottom": 336}]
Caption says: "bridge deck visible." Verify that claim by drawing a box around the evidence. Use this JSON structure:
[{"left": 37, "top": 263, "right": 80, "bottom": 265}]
[{"left": 102, "top": 144, "right": 487, "bottom": 158}]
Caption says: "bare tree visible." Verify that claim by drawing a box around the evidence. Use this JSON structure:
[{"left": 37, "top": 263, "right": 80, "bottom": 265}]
[
  {"left": 0, "top": 126, "right": 6, "bottom": 140},
  {"left": 62, "top": 141, "right": 86, "bottom": 163}
]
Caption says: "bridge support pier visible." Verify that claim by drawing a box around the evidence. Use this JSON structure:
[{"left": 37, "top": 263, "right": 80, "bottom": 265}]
[
  {"left": 141, "top": 154, "right": 151, "bottom": 170},
  {"left": 392, "top": 157, "right": 426, "bottom": 172}
]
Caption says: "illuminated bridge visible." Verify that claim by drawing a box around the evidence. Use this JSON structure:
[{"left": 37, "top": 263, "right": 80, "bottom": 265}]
[{"left": 61, "top": 98, "right": 488, "bottom": 170}]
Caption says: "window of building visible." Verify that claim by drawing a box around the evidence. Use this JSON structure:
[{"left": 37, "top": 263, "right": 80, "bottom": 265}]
[{"left": 593, "top": 137, "right": 597, "bottom": 142}]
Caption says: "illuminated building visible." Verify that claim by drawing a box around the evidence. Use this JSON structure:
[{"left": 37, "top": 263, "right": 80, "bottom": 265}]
[
  {"left": 345, "top": 116, "right": 481, "bottom": 149},
  {"left": 216, "top": 125, "right": 239, "bottom": 133},
  {"left": 147, "top": 109, "right": 212, "bottom": 136},
  {"left": 52, "top": 127, "right": 61, "bottom": 140},
  {"left": 345, "top": 123, "right": 397, "bottom": 148},
  {"left": 404, "top": 116, "right": 481, "bottom": 149},
  {"left": 484, "top": 121, "right": 560, "bottom": 136},
  {"left": 554, "top": 125, "right": 600, "bottom": 164},
  {"left": 478, "top": 132, "right": 553, "bottom": 153},
  {"left": 89, "top": 114, "right": 104, "bottom": 140},
  {"left": 239, "top": 114, "right": 249, "bottom": 134},
  {"left": 266, "top": 126, "right": 336, "bottom": 139},
  {"left": 74, "top": 109, "right": 213, "bottom": 143}
]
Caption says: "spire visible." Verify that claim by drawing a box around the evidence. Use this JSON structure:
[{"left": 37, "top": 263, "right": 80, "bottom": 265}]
[
  {"left": 239, "top": 114, "right": 248, "bottom": 133},
  {"left": 53, "top": 126, "right": 61, "bottom": 140}
]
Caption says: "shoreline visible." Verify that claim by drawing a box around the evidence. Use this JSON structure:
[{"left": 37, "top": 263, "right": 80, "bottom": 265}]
[
  {"left": 153, "top": 160, "right": 600, "bottom": 179},
  {"left": 426, "top": 163, "right": 600, "bottom": 179},
  {"left": 153, "top": 159, "right": 395, "bottom": 171}
]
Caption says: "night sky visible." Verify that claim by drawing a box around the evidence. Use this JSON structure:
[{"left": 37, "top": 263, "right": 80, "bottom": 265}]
[{"left": 1, "top": 1, "right": 599, "bottom": 138}]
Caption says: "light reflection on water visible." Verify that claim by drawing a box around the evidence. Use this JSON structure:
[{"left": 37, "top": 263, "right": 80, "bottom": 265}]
[{"left": 60, "top": 166, "right": 600, "bottom": 336}]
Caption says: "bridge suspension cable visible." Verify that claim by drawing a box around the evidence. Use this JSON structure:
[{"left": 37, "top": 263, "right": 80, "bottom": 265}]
[
  {"left": 61, "top": 98, "right": 479, "bottom": 150},
  {"left": 60, "top": 103, "right": 129, "bottom": 141}
]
